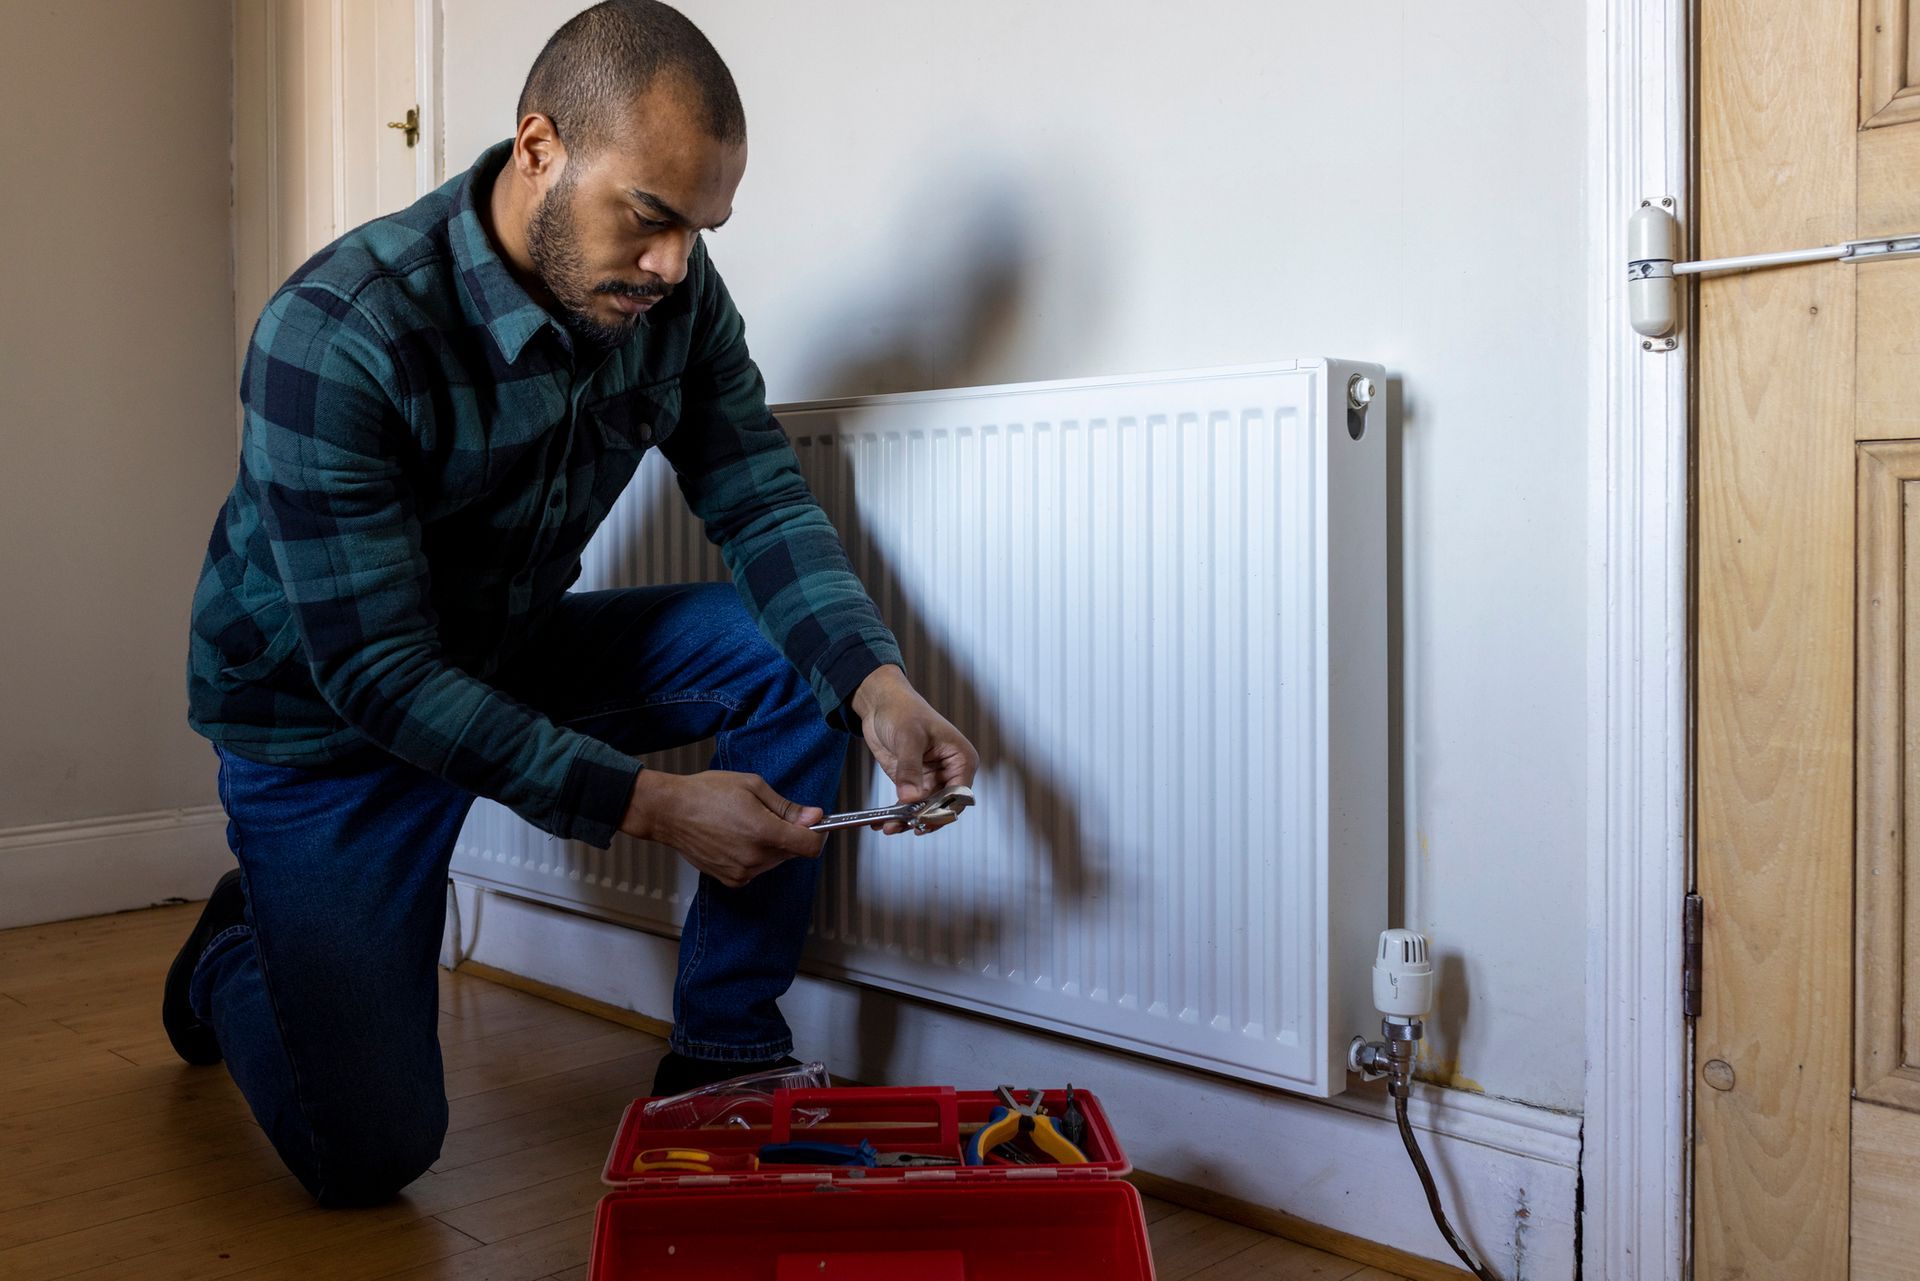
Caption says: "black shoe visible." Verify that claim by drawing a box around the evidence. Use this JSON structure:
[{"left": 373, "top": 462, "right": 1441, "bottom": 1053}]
[
  {"left": 650, "top": 1051, "right": 804, "bottom": 1098},
  {"left": 162, "top": 869, "right": 245, "bottom": 1066}
]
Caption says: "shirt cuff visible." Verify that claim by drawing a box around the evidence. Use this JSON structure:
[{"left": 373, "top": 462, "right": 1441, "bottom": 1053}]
[
  {"left": 812, "top": 631, "right": 906, "bottom": 734},
  {"left": 558, "top": 735, "right": 645, "bottom": 849}
]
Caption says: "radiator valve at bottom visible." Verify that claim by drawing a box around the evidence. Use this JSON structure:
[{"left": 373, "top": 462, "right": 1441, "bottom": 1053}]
[{"left": 1347, "top": 929, "right": 1500, "bottom": 1281}]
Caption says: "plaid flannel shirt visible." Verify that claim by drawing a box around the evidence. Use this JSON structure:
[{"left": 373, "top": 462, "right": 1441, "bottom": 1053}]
[{"left": 186, "top": 140, "right": 902, "bottom": 848}]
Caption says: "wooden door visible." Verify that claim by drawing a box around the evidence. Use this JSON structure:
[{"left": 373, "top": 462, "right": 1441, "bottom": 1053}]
[
  {"left": 232, "top": 0, "right": 426, "bottom": 379},
  {"left": 1697, "top": 0, "right": 1920, "bottom": 1275}
]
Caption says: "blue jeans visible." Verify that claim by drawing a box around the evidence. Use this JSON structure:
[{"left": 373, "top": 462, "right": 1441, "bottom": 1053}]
[{"left": 191, "top": 584, "right": 850, "bottom": 1204}]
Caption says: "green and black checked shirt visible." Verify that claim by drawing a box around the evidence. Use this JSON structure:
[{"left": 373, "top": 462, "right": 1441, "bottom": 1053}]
[{"left": 187, "top": 140, "right": 902, "bottom": 848}]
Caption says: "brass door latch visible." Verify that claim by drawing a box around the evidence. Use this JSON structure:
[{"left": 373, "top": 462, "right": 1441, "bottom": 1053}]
[{"left": 387, "top": 106, "right": 419, "bottom": 148}]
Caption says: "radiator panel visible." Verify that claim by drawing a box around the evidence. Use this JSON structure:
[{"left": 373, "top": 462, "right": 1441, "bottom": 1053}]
[{"left": 451, "top": 360, "right": 1386, "bottom": 1095}]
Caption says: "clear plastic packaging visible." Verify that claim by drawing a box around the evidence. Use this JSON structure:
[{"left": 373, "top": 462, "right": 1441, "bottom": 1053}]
[{"left": 639, "top": 1060, "right": 832, "bottom": 1130}]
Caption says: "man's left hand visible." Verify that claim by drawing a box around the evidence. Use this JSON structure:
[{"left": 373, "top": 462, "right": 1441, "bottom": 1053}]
[{"left": 850, "top": 665, "right": 979, "bottom": 835}]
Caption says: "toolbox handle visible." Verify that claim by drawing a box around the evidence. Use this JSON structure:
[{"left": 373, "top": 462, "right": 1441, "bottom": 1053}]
[{"left": 770, "top": 1086, "right": 960, "bottom": 1147}]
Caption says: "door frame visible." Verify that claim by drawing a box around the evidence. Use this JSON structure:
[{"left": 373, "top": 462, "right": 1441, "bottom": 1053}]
[
  {"left": 412, "top": 0, "right": 444, "bottom": 192},
  {"left": 1585, "top": 0, "right": 1693, "bottom": 1276}
]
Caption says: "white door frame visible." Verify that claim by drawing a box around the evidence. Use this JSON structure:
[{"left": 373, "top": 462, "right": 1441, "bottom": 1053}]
[
  {"left": 412, "top": 0, "right": 444, "bottom": 192},
  {"left": 1584, "top": 0, "right": 1691, "bottom": 1276}
]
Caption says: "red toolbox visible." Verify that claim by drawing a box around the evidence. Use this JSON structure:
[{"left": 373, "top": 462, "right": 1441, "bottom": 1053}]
[{"left": 590, "top": 1085, "right": 1154, "bottom": 1280}]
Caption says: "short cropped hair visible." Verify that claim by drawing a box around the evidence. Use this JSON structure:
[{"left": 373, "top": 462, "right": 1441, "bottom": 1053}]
[{"left": 516, "top": 1, "right": 746, "bottom": 153}]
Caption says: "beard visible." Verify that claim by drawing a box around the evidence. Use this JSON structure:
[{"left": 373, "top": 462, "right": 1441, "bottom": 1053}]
[{"left": 525, "top": 166, "right": 671, "bottom": 352}]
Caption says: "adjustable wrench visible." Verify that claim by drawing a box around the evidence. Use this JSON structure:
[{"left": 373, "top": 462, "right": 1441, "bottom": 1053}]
[{"left": 809, "top": 784, "right": 975, "bottom": 834}]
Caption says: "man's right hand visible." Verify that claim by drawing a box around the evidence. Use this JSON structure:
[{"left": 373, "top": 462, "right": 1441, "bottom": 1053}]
[{"left": 620, "top": 769, "right": 825, "bottom": 888}]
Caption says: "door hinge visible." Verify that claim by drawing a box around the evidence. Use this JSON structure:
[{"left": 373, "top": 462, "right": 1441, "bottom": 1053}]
[{"left": 1682, "top": 893, "right": 1703, "bottom": 1019}]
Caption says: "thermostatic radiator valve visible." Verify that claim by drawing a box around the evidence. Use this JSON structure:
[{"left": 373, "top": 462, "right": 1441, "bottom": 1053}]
[
  {"left": 1346, "top": 929, "right": 1499, "bottom": 1281},
  {"left": 1347, "top": 928, "right": 1432, "bottom": 1098}
]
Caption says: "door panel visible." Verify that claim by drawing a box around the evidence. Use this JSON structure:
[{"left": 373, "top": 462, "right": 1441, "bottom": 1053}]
[
  {"left": 340, "top": 0, "right": 422, "bottom": 229},
  {"left": 1852, "top": 1101, "right": 1920, "bottom": 1274},
  {"left": 233, "top": 0, "right": 423, "bottom": 392},
  {"left": 1861, "top": 0, "right": 1920, "bottom": 128},
  {"left": 1856, "top": 128, "right": 1920, "bottom": 441},
  {"left": 1855, "top": 443, "right": 1920, "bottom": 1114}
]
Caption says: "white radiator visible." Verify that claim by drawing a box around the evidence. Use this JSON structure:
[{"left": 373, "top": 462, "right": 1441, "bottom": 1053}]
[{"left": 451, "top": 360, "right": 1387, "bottom": 1097}]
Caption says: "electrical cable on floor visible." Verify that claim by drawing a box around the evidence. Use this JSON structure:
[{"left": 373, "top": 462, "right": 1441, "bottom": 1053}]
[{"left": 1395, "top": 1095, "right": 1499, "bottom": 1281}]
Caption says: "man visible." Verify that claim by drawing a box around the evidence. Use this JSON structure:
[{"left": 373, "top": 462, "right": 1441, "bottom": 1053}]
[{"left": 168, "top": 0, "right": 977, "bottom": 1206}]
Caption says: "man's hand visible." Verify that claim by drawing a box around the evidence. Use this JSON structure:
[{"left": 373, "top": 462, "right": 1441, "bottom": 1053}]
[
  {"left": 620, "top": 769, "right": 825, "bottom": 888},
  {"left": 851, "top": 665, "right": 980, "bottom": 835}
]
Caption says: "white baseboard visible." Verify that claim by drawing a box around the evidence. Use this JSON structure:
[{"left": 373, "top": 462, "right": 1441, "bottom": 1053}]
[
  {"left": 446, "top": 880, "right": 1581, "bottom": 1277},
  {"left": 0, "top": 805, "right": 232, "bottom": 929}
]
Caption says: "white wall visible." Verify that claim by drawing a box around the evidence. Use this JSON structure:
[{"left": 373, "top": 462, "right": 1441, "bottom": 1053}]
[
  {"left": 0, "top": 1, "right": 238, "bottom": 921},
  {"left": 442, "top": 0, "right": 1590, "bottom": 1114}
]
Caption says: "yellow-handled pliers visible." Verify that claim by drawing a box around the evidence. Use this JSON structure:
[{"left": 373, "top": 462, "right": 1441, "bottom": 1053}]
[{"left": 964, "top": 1087, "right": 1088, "bottom": 1165}]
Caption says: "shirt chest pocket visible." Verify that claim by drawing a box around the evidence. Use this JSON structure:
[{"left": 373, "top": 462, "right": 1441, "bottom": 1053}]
[{"left": 584, "top": 378, "right": 682, "bottom": 520}]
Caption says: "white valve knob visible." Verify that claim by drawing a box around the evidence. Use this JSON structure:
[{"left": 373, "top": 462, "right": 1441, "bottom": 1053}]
[{"left": 1372, "top": 928, "right": 1433, "bottom": 1021}]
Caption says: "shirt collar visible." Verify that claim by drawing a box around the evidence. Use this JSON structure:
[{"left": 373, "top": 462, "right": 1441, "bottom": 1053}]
[{"left": 448, "top": 139, "right": 562, "bottom": 365}]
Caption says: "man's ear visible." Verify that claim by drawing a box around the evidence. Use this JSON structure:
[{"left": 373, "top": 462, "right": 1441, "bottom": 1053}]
[{"left": 511, "top": 113, "right": 568, "bottom": 188}]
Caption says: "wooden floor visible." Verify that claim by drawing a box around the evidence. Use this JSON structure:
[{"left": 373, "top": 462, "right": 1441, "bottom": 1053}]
[{"left": 0, "top": 903, "right": 1410, "bottom": 1281}]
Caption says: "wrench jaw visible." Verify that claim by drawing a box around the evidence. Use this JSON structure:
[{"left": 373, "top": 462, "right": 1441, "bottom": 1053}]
[
  {"left": 809, "top": 785, "right": 976, "bottom": 836},
  {"left": 906, "top": 785, "right": 976, "bottom": 835}
]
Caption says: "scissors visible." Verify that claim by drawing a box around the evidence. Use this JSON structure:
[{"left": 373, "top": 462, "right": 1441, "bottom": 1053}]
[
  {"left": 631, "top": 1147, "right": 757, "bottom": 1174},
  {"left": 810, "top": 785, "right": 976, "bottom": 834}
]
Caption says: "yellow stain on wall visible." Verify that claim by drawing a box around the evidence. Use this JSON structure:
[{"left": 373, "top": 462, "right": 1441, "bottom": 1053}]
[{"left": 1413, "top": 1047, "right": 1485, "bottom": 1094}]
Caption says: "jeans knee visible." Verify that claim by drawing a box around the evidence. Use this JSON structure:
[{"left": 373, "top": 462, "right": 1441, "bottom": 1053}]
[
  {"left": 307, "top": 1093, "right": 447, "bottom": 1206},
  {"left": 704, "top": 593, "right": 817, "bottom": 711}
]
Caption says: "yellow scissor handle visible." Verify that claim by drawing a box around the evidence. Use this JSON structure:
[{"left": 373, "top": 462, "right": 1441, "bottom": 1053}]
[{"left": 633, "top": 1146, "right": 718, "bottom": 1173}]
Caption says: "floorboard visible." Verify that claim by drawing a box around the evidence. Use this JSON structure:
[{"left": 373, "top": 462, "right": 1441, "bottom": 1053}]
[{"left": 0, "top": 903, "right": 1408, "bottom": 1280}]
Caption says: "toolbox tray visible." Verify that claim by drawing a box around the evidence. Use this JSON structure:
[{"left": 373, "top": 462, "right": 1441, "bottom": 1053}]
[
  {"left": 603, "top": 1086, "right": 1129, "bottom": 1187},
  {"left": 591, "top": 1085, "right": 1152, "bottom": 1280}
]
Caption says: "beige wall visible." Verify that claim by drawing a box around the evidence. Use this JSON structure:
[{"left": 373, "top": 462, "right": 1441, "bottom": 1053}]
[{"left": 0, "top": 2, "right": 236, "bottom": 831}]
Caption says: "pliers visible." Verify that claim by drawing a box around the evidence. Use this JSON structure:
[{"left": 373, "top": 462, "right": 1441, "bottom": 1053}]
[
  {"left": 808, "top": 784, "right": 976, "bottom": 834},
  {"left": 964, "top": 1087, "right": 1088, "bottom": 1165}
]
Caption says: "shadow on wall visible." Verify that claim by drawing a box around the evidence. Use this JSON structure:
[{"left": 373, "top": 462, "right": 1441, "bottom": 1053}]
[
  {"left": 1376, "top": 376, "right": 1471, "bottom": 1090},
  {"left": 775, "top": 159, "right": 1097, "bottom": 398},
  {"left": 817, "top": 180, "right": 1121, "bottom": 1083},
  {"left": 626, "top": 168, "right": 1426, "bottom": 1091},
  {"left": 791, "top": 184, "right": 1031, "bottom": 396},
  {"left": 625, "top": 173, "right": 1109, "bottom": 1080},
  {"left": 806, "top": 166, "right": 1126, "bottom": 1079},
  {"left": 1384, "top": 375, "right": 1409, "bottom": 933}
]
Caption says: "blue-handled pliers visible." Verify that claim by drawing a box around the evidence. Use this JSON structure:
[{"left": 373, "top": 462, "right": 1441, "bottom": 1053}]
[{"left": 759, "top": 1139, "right": 959, "bottom": 1167}]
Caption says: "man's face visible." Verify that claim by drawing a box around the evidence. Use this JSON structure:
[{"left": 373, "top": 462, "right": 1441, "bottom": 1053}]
[{"left": 526, "top": 84, "right": 746, "bottom": 348}]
